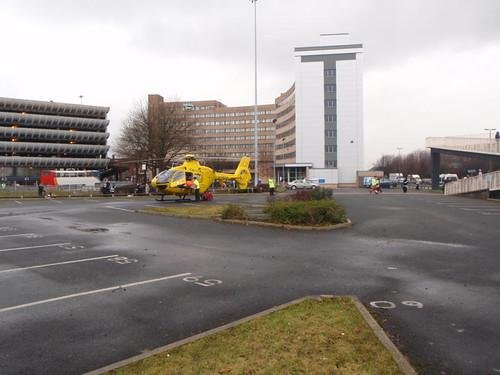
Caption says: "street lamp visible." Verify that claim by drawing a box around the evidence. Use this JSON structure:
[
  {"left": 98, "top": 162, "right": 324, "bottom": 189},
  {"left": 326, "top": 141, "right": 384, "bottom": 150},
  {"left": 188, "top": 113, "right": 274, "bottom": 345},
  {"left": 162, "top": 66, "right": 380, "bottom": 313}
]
[
  {"left": 250, "top": 0, "right": 259, "bottom": 187},
  {"left": 79, "top": 95, "right": 84, "bottom": 104}
]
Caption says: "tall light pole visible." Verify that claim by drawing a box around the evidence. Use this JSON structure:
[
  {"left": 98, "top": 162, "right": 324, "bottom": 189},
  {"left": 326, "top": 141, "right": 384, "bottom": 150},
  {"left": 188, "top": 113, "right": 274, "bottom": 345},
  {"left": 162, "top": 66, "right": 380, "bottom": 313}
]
[
  {"left": 250, "top": 0, "right": 259, "bottom": 188},
  {"left": 79, "top": 95, "right": 84, "bottom": 104}
]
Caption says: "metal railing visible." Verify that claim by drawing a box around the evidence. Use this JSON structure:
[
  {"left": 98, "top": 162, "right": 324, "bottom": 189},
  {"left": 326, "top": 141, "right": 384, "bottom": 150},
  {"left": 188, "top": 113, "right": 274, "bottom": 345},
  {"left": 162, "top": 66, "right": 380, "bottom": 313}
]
[{"left": 445, "top": 171, "right": 500, "bottom": 195}]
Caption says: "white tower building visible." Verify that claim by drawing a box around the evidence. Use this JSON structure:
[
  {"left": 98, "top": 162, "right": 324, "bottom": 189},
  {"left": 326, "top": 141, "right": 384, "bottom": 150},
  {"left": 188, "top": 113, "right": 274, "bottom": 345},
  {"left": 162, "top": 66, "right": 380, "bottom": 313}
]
[{"left": 294, "top": 33, "right": 364, "bottom": 186}]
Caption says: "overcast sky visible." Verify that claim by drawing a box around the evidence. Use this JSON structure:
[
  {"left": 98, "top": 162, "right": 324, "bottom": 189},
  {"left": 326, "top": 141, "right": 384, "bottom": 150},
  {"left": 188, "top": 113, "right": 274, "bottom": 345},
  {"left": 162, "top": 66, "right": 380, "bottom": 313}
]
[{"left": 1, "top": 0, "right": 499, "bottom": 167}]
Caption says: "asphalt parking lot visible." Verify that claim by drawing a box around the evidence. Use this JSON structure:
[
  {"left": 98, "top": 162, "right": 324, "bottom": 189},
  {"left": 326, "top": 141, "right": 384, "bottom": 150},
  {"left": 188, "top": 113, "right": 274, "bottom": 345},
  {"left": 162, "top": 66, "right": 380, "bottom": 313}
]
[{"left": 0, "top": 191, "right": 499, "bottom": 374}]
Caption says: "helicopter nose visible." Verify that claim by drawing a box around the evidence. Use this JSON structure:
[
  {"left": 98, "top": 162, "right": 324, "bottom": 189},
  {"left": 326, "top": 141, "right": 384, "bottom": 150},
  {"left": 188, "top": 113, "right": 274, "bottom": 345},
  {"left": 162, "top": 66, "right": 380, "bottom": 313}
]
[{"left": 151, "top": 177, "right": 158, "bottom": 189}]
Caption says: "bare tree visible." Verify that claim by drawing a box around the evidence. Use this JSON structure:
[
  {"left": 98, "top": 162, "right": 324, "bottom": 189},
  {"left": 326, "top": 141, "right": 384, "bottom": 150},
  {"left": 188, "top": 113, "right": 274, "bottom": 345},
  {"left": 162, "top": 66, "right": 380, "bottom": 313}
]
[{"left": 114, "top": 100, "right": 195, "bottom": 171}]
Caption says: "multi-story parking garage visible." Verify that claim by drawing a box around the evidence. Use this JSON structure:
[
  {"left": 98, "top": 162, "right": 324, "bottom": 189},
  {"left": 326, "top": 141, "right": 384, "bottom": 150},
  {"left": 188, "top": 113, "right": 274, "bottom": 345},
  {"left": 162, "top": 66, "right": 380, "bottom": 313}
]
[{"left": 0, "top": 97, "right": 110, "bottom": 185}]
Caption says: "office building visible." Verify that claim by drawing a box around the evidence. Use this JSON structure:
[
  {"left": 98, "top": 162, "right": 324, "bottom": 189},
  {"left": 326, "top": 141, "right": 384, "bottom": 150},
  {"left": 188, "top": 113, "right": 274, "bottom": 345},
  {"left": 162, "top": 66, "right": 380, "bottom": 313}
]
[{"left": 150, "top": 33, "right": 364, "bottom": 186}]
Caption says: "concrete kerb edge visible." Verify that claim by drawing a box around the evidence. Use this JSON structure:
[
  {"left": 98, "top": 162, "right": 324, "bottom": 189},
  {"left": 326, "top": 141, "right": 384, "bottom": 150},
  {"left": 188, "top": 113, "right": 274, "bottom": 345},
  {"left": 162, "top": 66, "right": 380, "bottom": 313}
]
[
  {"left": 139, "top": 208, "right": 353, "bottom": 230},
  {"left": 214, "top": 218, "right": 352, "bottom": 231},
  {"left": 84, "top": 295, "right": 415, "bottom": 375},
  {"left": 350, "top": 296, "right": 417, "bottom": 375}
]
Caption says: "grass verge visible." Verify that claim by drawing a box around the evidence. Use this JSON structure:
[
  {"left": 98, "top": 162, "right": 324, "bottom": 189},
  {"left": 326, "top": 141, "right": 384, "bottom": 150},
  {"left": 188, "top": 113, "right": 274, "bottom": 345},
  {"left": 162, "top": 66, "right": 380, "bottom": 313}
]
[
  {"left": 142, "top": 204, "right": 225, "bottom": 219},
  {"left": 106, "top": 297, "right": 403, "bottom": 375}
]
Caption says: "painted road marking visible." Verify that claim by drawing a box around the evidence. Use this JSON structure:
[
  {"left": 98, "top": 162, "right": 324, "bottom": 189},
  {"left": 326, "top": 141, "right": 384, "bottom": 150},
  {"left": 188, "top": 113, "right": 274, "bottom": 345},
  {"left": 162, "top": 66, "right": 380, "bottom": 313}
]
[
  {"left": 0, "top": 233, "right": 36, "bottom": 238},
  {"left": 370, "top": 300, "right": 424, "bottom": 309},
  {"left": 0, "top": 243, "right": 72, "bottom": 253},
  {"left": 0, "top": 255, "right": 119, "bottom": 274},
  {"left": 402, "top": 239, "right": 470, "bottom": 248},
  {"left": 0, "top": 272, "right": 191, "bottom": 313},
  {"left": 14, "top": 201, "right": 23, "bottom": 205},
  {"left": 105, "top": 206, "right": 135, "bottom": 213},
  {"left": 460, "top": 208, "right": 500, "bottom": 211},
  {"left": 0, "top": 226, "right": 16, "bottom": 232}
]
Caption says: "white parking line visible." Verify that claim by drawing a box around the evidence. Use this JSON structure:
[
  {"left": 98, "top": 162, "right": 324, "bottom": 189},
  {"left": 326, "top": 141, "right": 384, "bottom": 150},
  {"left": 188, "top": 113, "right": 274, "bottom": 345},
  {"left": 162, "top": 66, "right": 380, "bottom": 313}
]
[
  {"left": 14, "top": 201, "right": 23, "bottom": 205},
  {"left": 0, "top": 255, "right": 119, "bottom": 274},
  {"left": 105, "top": 206, "right": 135, "bottom": 213},
  {"left": 0, "top": 272, "right": 191, "bottom": 313},
  {"left": 0, "top": 243, "right": 71, "bottom": 253},
  {"left": 0, "top": 233, "right": 35, "bottom": 238}
]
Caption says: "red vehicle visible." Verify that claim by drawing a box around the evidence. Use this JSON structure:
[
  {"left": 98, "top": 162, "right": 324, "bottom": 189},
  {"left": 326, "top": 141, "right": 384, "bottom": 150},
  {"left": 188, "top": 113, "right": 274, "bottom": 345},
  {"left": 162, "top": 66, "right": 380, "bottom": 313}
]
[{"left": 40, "top": 170, "right": 101, "bottom": 190}]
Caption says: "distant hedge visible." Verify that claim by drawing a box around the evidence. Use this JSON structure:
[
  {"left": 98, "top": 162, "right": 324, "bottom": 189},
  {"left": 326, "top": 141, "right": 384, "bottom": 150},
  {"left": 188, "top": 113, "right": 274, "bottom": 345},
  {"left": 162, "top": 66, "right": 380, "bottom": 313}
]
[{"left": 264, "top": 199, "right": 346, "bottom": 226}]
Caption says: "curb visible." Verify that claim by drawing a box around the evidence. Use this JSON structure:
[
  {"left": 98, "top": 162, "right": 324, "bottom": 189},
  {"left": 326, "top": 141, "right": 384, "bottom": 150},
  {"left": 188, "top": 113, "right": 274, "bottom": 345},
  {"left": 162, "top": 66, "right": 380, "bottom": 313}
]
[
  {"left": 140, "top": 208, "right": 352, "bottom": 231},
  {"left": 84, "top": 295, "right": 415, "bottom": 375},
  {"left": 215, "top": 218, "right": 352, "bottom": 231}
]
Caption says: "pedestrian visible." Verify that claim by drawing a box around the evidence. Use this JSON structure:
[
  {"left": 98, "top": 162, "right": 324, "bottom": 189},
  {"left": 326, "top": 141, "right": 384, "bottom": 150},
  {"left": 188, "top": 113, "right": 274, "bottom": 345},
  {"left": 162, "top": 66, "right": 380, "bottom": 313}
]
[
  {"left": 370, "top": 176, "right": 379, "bottom": 194},
  {"left": 402, "top": 177, "right": 408, "bottom": 193},
  {"left": 478, "top": 169, "right": 482, "bottom": 176},
  {"left": 193, "top": 176, "right": 201, "bottom": 201},
  {"left": 268, "top": 178, "right": 275, "bottom": 196},
  {"left": 38, "top": 184, "right": 45, "bottom": 198}
]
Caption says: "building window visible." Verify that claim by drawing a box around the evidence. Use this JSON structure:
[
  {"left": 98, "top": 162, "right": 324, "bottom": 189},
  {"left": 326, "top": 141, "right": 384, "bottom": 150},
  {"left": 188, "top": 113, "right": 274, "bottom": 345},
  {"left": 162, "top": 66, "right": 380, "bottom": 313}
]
[
  {"left": 325, "top": 145, "right": 337, "bottom": 153},
  {"left": 325, "top": 99, "right": 336, "bottom": 108},
  {"left": 325, "top": 129, "right": 336, "bottom": 138},
  {"left": 325, "top": 69, "right": 336, "bottom": 77},
  {"left": 325, "top": 84, "right": 336, "bottom": 93},
  {"left": 325, "top": 114, "right": 337, "bottom": 122}
]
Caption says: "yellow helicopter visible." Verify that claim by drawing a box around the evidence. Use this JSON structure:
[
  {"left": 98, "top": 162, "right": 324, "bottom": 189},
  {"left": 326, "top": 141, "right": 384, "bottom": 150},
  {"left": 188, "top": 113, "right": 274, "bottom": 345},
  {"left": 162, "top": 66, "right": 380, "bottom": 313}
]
[{"left": 150, "top": 154, "right": 251, "bottom": 200}]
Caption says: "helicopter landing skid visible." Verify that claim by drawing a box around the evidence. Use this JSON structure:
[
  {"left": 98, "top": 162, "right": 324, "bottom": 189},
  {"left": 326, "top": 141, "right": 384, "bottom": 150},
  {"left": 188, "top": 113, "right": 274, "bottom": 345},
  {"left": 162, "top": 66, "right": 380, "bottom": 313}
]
[{"left": 155, "top": 195, "right": 194, "bottom": 203}]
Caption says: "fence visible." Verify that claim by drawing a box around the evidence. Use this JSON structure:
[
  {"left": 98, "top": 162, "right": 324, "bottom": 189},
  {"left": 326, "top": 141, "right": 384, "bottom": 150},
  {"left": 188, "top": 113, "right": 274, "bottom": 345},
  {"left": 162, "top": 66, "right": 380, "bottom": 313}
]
[
  {"left": 445, "top": 171, "right": 500, "bottom": 195},
  {"left": 426, "top": 137, "right": 500, "bottom": 154}
]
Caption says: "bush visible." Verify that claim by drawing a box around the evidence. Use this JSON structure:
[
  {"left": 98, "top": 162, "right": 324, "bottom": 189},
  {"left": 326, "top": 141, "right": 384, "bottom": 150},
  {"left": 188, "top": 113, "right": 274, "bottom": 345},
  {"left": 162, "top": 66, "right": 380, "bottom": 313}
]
[
  {"left": 221, "top": 204, "right": 248, "bottom": 220},
  {"left": 264, "top": 199, "right": 346, "bottom": 226},
  {"left": 287, "top": 188, "right": 334, "bottom": 201},
  {"left": 311, "top": 188, "right": 333, "bottom": 200}
]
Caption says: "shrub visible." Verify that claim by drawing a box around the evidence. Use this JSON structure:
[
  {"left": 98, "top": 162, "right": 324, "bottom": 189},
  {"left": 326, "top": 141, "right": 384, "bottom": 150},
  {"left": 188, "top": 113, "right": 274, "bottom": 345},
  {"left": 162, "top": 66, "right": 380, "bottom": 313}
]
[
  {"left": 311, "top": 188, "right": 333, "bottom": 200},
  {"left": 288, "top": 188, "right": 334, "bottom": 201},
  {"left": 264, "top": 199, "right": 346, "bottom": 226},
  {"left": 221, "top": 204, "right": 248, "bottom": 220}
]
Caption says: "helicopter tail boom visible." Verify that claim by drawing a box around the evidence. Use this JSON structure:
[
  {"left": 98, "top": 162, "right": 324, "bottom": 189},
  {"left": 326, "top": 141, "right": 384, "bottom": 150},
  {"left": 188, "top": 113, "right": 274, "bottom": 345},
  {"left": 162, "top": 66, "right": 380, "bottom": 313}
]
[{"left": 214, "top": 156, "right": 251, "bottom": 189}]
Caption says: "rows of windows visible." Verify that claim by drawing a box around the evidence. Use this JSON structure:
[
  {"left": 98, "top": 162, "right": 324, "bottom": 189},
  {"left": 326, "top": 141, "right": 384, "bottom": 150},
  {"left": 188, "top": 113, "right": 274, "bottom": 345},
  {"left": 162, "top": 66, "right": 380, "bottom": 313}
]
[
  {"left": 194, "top": 127, "right": 274, "bottom": 134},
  {"left": 275, "top": 104, "right": 294, "bottom": 119},
  {"left": 325, "top": 99, "right": 337, "bottom": 108},
  {"left": 276, "top": 139, "right": 295, "bottom": 150},
  {"left": 276, "top": 126, "right": 295, "bottom": 139},
  {"left": 325, "top": 160, "right": 337, "bottom": 168},
  {"left": 325, "top": 114, "right": 337, "bottom": 122},
  {"left": 194, "top": 118, "right": 275, "bottom": 126},
  {"left": 199, "top": 151, "right": 273, "bottom": 158},
  {"left": 276, "top": 151, "right": 296, "bottom": 160},
  {"left": 197, "top": 143, "right": 274, "bottom": 151},
  {"left": 325, "top": 145, "right": 337, "bottom": 153},
  {"left": 325, "top": 69, "right": 336, "bottom": 77},
  {"left": 276, "top": 114, "right": 295, "bottom": 130},
  {"left": 189, "top": 110, "right": 273, "bottom": 118},
  {"left": 197, "top": 135, "right": 275, "bottom": 142},
  {"left": 325, "top": 84, "right": 336, "bottom": 93},
  {"left": 325, "top": 129, "right": 337, "bottom": 138}
]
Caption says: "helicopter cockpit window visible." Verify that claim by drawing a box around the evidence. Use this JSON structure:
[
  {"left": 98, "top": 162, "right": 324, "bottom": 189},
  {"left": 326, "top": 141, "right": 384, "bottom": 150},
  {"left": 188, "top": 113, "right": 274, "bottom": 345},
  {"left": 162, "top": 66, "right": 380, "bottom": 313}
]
[
  {"left": 171, "top": 171, "right": 185, "bottom": 182},
  {"left": 155, "top": 169, "right": 176, "bottom": 184}
]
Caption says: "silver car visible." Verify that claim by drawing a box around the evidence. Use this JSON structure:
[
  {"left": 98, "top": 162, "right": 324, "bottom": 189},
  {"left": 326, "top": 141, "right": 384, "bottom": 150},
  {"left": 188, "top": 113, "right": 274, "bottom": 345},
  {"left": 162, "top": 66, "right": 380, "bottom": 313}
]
[{"left": 287, "top": 179, "right": 319, "bottom": 189}]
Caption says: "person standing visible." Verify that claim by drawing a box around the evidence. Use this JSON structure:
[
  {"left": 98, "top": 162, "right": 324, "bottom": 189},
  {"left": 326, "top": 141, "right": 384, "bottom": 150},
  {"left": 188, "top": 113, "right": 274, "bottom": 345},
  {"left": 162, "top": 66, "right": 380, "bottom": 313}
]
[
  {"left": 193, "top": 176, "right": 201, "bottom": 201},
  {"left": 402, "top": 177, "right": 409, "bottom": 193},
  {"left": 268, "top": 178, "right": 275, "bottom": 196}
]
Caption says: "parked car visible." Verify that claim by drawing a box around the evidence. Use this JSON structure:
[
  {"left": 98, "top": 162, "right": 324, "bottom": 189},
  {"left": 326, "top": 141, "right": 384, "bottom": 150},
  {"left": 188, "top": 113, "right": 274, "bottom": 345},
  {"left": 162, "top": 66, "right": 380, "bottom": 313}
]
[
  {"left": 287, "top": 179, "right": 319, "bottom": 189},
  {"left": 379, "top": 178, "right": 393, "bottom": 189}
]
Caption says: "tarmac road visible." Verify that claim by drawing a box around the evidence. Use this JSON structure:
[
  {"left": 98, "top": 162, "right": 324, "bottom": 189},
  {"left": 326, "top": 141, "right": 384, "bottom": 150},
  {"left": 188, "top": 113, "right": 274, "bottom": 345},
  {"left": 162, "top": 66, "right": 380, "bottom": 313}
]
[{"left": 0, "top": 191, "right": 498, "bottom": 374}]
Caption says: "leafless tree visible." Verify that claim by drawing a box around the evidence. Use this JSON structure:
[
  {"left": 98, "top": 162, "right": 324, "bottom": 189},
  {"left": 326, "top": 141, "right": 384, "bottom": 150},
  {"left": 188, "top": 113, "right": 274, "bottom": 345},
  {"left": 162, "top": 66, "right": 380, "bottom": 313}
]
[{"left": 114, "top": 100, "right": 195, "bottom": 172}]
